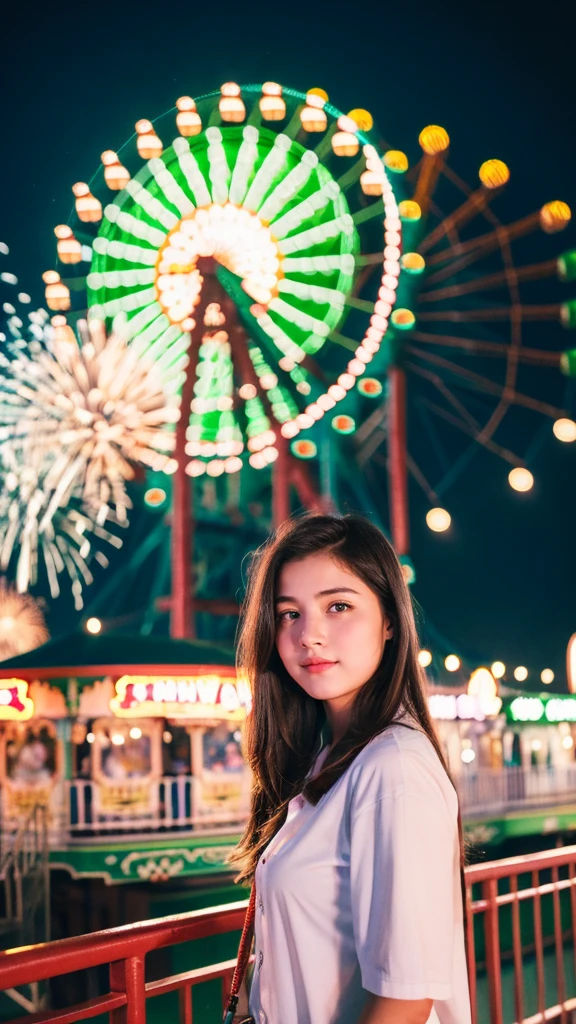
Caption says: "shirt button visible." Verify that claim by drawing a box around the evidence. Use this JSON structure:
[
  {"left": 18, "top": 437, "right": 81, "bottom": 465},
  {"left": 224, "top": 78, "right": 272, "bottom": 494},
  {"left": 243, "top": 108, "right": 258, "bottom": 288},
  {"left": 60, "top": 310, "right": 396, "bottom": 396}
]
[
  {"left": 259, "top": 897, "right": 264, "bottom": 912},
  {"left": 261, "top": 857, "right": 266, "bottom": 864}
]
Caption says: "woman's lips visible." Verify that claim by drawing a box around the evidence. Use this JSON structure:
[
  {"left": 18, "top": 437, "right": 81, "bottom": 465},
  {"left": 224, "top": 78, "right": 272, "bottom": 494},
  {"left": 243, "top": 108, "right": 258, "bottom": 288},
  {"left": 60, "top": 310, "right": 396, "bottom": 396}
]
[{"left": 302, "top": 661, "right": 337, "bottom": 674}]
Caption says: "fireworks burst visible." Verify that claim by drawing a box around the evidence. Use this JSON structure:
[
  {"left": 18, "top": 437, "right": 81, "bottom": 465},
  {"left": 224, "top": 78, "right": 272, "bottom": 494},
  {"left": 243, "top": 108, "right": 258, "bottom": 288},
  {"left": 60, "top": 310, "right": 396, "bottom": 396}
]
[
  {"left": 0, "top": 443, "right": 126, "bottom": 609},
  {"left": 0, "top": 579, "right": 49, "bottom": 661},
  {"left": 0, "top": 317, "right": 181, "bottom": 522}
]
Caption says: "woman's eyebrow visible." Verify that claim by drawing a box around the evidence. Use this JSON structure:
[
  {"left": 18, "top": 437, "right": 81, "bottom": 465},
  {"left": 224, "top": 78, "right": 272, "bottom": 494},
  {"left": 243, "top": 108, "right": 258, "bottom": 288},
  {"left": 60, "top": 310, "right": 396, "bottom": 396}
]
[{"left": 275, "top": 586, "right": 360, "bottom": 604}]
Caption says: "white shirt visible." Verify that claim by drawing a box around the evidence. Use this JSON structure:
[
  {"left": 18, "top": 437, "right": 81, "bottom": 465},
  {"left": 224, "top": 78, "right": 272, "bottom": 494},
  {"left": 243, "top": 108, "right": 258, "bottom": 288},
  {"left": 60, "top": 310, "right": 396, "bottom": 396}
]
[{"left": 249, "top": 724, "right": 471, "bottom": 1024}]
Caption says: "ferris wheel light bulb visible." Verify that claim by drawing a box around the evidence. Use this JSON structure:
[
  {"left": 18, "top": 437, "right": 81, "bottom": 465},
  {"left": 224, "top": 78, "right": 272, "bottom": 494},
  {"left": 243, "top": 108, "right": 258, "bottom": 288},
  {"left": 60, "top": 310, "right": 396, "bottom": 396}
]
[
  {"left": 426, "top": 507, "right": 451, "bottom": 533},
  {"left": 553, "top": 418, "right": 576, "bottom": 442},
  {"left": 445, "top": 655, "right": 461, "bottom": 672},
  {"left": 508, "top": 467, "right": 534, "bottom": 492}
]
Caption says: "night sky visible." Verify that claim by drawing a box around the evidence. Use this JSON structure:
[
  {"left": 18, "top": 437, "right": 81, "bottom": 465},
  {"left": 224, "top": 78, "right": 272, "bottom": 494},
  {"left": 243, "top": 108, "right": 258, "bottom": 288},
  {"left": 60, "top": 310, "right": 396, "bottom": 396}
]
[{"left": 1, "top": 0, "right": 575, "bottom": 687}]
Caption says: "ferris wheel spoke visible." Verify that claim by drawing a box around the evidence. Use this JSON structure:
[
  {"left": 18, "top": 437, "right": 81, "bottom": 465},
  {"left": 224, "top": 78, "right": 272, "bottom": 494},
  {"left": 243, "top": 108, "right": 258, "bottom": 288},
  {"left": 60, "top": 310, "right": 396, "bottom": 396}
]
[
  {"left": 406, "top": 343, "right": 566, "bottom": 418},
  {"left": 405, "top": 452, "right": 438, "bottom": 504},
  {"left": 270, "top": 181, "right": 340, "bottom": 239},
  {"left": 206, "top": 128, "right": 232, "bottom": 204},
  {"left": 417, "top": 304, "right": 561, "bottom": 324},
  {"left": 92, "top": 237, "right": 158, "bottom": 267},
  {"left": 411, "top": 330, "right": 561, "bottom": 366},
  {"left": 417, "top": 397, "right": 521, "bottom": 465},
  {"left": 243, "top": 134, "right": 292, "bottom": 213},
  {"left": 419, "top": 259, "right": 559, "bottom": 303},
  {"left": 124, "top": 179, "right": 179, "bottom": 231},
  {"left": 147, "top": 159, "right": 195, "bottom": 217},
  {"left": 426, "top": 212, "right": 539, "bottom": 271},
  {"left": 94, "top": 287, "right": 158, "bottom": 319},
  {"left": 104, "top": 206, "right": 166, "bottom": 248},
  {"left": 277, "top": 213, "right": 354, "bottom": 256},
  {"left": 404, "top": 360, "right": 481, "bottom": 431},
  {"left": 257, "top": 152, "right": 318, "bottom": 222},
  {"left": 87, "top": 269, "right": 155, "bottom": 290},
  {"left": 419, "top": 190, "right": 494, "bottom": 255},
  {"left": 173, "top": 138, "right": 212, "bottom": 207},
  {"left": 228, "top": 128, "right": 260, "bottom": 206},
  {"left": 128, "top": 310, "right": 170, "bottom": 355},
  {"left": 337, "top": 156, "right": 366, "bottom": 192},
  {"left": 352, "top": 199, "right": 384, "bottom": 226}
]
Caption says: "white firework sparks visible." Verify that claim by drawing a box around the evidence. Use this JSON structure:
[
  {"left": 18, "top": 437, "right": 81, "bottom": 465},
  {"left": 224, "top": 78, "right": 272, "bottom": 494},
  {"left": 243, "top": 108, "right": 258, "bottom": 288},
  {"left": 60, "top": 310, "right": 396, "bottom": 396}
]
[
  {"left": 0, "top": 317, "right": 181, "bottom": 522},
  {"left": 0, "top": 443, "right": 125, "bottom": 609},
  {"left": 0, "top": 579, "right": 49, "bottom": 660}
]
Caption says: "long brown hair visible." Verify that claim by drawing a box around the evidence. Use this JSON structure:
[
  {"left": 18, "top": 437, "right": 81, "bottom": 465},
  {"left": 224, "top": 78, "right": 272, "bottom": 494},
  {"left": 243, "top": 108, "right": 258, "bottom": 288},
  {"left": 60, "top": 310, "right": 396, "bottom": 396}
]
[{"left": 230, "top": 511, "right": 465, "bottom": 887}]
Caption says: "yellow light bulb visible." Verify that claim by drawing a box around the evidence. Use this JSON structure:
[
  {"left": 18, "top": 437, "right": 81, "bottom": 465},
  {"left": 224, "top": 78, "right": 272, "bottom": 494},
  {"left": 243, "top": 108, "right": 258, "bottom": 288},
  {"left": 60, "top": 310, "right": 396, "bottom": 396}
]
[
  {"left": 445, "top": 655, "right": 461, "bottom": 672},
  {"left": 553, "top": 418, "right": 576, "bottom": 443},
  {"left": 509, "top": 467, "right": 534, "bottom": 492},
  {"left": 426, "top": 507, "right": 451, "bottom": 532},
  {"left": 419, "top": 125, "right": 450, "bottom": 155},
  {"left": 418, "top": 649, "right": 433, "bottom": 667}
]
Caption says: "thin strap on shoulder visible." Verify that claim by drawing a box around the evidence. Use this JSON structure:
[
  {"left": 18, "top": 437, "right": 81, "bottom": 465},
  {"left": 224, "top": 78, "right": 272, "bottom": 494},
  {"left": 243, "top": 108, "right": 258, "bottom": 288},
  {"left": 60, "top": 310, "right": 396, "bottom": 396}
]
[{"left": 223, "top": 885, "right": 256, "bottom": 1021}]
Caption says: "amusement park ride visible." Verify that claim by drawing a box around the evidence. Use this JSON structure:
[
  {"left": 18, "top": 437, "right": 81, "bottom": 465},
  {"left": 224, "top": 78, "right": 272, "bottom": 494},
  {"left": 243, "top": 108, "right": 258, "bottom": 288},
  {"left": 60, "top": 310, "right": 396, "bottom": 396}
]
[{"left": 0, "top": 81, "right": 575, "bottom": 894}]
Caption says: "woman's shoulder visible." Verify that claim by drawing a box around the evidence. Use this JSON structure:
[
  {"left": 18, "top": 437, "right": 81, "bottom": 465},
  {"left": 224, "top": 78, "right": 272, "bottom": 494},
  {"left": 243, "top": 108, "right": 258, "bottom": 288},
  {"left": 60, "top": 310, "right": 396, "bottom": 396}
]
[{"left": 347, "top": 723, "right": 457, "bottom": 816}]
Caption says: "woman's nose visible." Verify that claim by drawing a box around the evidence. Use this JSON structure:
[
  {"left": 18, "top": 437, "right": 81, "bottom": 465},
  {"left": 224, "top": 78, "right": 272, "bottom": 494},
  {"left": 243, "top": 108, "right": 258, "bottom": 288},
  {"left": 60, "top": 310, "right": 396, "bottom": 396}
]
[{"left": 298, "top": 616, "right": 327, "bottom": 648}]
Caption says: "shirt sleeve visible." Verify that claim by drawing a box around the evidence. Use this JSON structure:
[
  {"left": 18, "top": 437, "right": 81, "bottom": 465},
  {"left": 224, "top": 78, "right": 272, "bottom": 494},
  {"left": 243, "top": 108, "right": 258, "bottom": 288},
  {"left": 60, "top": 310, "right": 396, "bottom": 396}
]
[{"left": 349, "top": 746, "right": 458, "bottom": 1001}]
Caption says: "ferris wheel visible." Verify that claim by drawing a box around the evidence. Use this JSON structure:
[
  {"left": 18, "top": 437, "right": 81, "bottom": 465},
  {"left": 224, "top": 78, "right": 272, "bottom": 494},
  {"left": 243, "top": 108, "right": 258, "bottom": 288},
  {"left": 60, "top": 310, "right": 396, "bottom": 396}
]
[
  {"left": 32, "top": 83, "right": 406, "bottom": 631},
  {"left": 3, "top": 81, "right": 574, "bottom": 635}
]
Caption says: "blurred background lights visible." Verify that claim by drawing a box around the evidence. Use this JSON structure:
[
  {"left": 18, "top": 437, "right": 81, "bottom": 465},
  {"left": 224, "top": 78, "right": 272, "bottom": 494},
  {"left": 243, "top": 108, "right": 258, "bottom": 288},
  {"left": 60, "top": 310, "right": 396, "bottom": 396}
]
[
  {"left": 86, "top": 732, "right": 95, "bottom": 744},
  {"left": 144, "top": 487, "right": 167, "bottom": 507},
  {"left": 514, "top": 666, "right": 529, "bottom": 682},
  {"left": 418, "top": 649, "right": 433, "bottom": 667},
  {"left": 445, "top": 654, "right": 461, "bottom": 672},
  {"left": 509, "top": 467, "right": 534, "bottom": 492},
  {"left": 562, "top": 736, "right": 574, "bottom": 750},
  {"left": 461, "top": 747, "right": 476, "bottom": 764},
  {"left": 129, "top": 727, "right": 143, "bottom": 740},
  {"left": 163, "top": 731, "right": 173, "bottom": 744},
  {"left": 111, "top": 733, "right": 125, "bottom": 746},
  {"left": 86, "top": 617, "right": 102, "bottom": 634},
  {"left": 491, "top": 661, "right": 506, "bottom": 679},
  {"left": 479, "top": 159, "right": 510, "bottom": 189},
  {"left": 426, "top": 507, "right": 451, "bottom": 532},
  {"left": 541, "top": 669, "right": 555, "bottom": 685},
  {"left": 419, "top": 125, "right": 450, "bottom": 154},
  {"left": 553, "top": 418, "right": 576, "bottom": 443}
]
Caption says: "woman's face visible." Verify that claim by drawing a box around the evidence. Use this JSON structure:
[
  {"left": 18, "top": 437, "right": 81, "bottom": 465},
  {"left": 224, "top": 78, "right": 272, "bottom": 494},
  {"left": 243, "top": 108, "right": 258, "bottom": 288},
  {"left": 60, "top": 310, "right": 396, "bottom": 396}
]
[{"left": 275, "top": 553, "right": 392, "bottom": 712}]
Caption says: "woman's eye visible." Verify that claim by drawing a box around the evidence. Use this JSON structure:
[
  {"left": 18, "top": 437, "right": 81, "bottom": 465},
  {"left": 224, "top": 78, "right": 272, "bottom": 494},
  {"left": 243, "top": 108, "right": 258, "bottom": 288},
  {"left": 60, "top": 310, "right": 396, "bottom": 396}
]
[
  {"left": 330, "top": 602, "right": 351, "bottom": 613},
  {"left": 278, "top": 609, "right": 299, "bottom": 621}
]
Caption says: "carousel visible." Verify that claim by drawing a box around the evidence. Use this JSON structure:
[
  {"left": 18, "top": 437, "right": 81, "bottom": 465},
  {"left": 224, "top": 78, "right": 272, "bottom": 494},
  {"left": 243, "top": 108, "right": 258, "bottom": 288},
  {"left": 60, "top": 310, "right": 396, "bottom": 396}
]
[{"left": 0, "top": 632, "right": 251, "bottom": 884}]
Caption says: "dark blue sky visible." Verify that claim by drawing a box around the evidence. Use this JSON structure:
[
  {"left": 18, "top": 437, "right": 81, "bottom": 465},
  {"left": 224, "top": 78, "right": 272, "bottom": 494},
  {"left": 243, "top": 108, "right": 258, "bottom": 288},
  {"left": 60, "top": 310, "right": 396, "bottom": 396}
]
[{"left": 1, "top": 0, "right": 575, "bottom": 686}]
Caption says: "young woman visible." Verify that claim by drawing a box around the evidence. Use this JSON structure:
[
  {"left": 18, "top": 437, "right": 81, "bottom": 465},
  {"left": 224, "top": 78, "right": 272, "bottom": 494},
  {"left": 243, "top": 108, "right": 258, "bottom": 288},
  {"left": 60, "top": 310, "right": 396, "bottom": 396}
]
[{"left": 231, "top": 512, "right": 471, "bottom": 1024}]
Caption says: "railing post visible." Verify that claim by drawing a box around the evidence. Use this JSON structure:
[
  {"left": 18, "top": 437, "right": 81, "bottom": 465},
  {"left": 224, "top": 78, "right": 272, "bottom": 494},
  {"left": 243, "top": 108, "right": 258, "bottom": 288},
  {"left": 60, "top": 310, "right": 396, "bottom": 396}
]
[
  {"left": 110, "top": 955, "right": 146, "bottom": 1024},
  {"left": 482, "top": 877, "right": 503, "bottom": 1024}
]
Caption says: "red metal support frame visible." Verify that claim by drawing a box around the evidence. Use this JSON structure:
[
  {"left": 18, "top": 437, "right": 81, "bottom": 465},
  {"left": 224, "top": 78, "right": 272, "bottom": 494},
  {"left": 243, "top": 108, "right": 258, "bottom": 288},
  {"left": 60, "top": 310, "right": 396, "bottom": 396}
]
[
  {"left": 170, "top": 328, "right": 197, "bottom": 640},
  {"left": 387, "top": 365, "right": 410, "bottom": 556}
]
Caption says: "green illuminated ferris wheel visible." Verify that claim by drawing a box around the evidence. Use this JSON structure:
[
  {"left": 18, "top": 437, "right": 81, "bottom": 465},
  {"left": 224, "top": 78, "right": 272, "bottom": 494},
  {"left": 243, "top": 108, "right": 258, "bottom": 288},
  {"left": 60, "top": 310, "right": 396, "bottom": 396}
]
[
  {"left": 34, "top": 80, "right": 575, "bottom": 637},
  {"left": 41, "top": 82, "right": 410, "bottom": 634}
]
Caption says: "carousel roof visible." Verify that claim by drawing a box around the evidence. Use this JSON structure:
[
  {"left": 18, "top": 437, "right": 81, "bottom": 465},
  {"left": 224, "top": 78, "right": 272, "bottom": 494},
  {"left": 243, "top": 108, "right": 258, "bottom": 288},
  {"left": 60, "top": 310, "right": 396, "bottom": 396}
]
[{"left": 0, "top": 632, "right": 235, "bottom": 680}]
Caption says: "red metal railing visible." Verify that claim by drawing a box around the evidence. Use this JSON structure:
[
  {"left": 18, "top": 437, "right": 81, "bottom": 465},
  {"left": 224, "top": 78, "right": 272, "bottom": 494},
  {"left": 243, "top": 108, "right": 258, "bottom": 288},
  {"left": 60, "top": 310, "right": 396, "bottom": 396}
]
[
  {"left": 466, "top": 844, "right": 576, "bottom": 1024},
  {"left": 1, "top": 845, "right": 576, "bottom": 1024}
]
